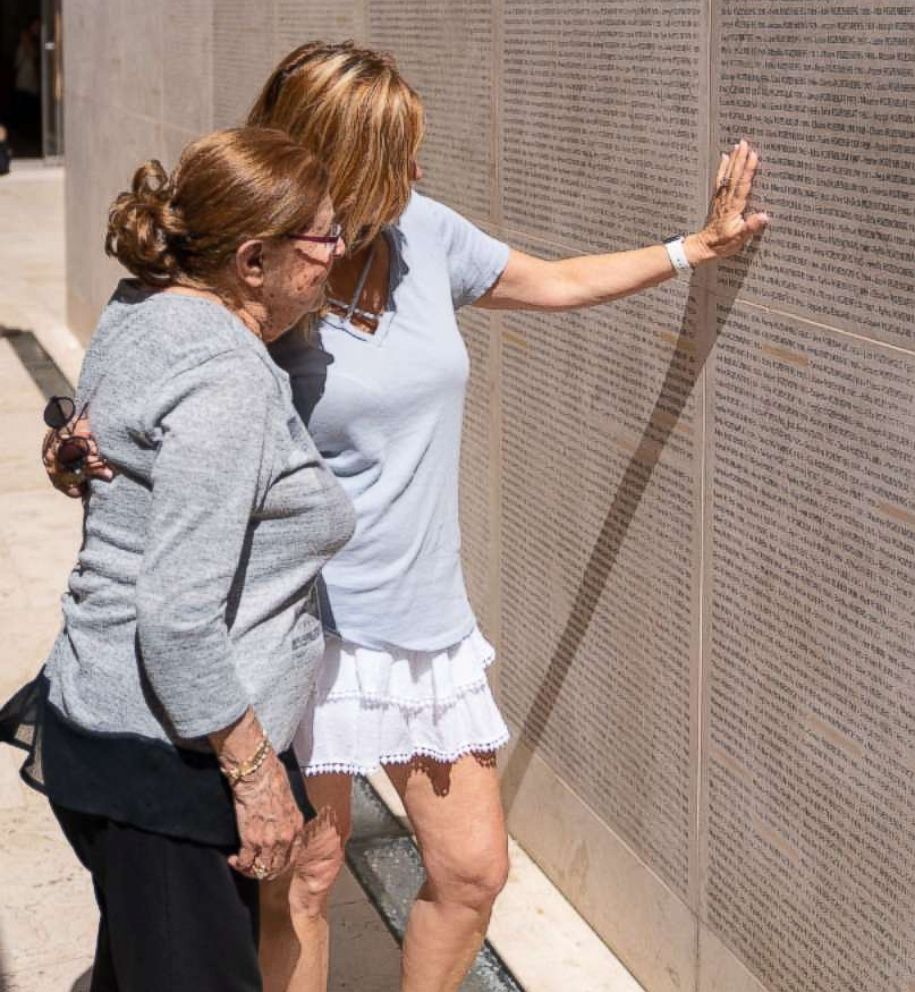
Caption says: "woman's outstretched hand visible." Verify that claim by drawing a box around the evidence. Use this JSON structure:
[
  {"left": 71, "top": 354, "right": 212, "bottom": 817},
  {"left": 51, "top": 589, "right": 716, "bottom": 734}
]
[
  {"left": 42, "top": 414, "right": 115, "bottom": 498},
  {"left": 687, "top": 139, "right": 769, "bottom": 264}
]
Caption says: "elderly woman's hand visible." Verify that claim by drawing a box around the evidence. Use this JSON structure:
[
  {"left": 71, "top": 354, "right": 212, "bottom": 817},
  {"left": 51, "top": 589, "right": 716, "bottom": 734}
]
[
  {"left": 42, "top": 414, "right": 115, "bottom": 498},
  {"left": 228, "top": 751, "right": 305, "bottom": 881},
  {"left": 211, "top": 709, "right": 304, "bottom": 881},
  {"left": 687, "top": 139, "right": 769, "bottom": 263}
]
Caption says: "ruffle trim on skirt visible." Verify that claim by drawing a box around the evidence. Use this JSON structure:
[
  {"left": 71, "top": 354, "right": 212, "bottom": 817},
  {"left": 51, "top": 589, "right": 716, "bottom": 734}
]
[
  {"left": 294, "top": 627, "right": 510, "bottom": 777},
  {"left": 314, "top": 625, "right": 497, "bottom": 711}
]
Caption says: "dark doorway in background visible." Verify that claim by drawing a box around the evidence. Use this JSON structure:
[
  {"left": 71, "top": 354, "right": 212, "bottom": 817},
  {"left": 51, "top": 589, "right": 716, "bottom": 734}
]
[{"left": 0, "top": 0, "right": 62, "bottom": 161}]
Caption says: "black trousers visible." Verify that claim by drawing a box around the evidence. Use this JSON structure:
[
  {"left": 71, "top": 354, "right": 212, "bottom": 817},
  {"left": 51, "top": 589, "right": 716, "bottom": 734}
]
[{"left": 52, "top": 804, "right": 263, "bottom": 992}]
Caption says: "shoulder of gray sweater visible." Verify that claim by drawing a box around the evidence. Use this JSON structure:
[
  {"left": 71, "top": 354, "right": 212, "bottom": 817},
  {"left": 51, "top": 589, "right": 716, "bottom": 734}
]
[
  {"left": 78, "top": 293, "right": 289, "bottom": 451},
  {"left": 81, "top": 290, "right": 284, "bottom": 397}
]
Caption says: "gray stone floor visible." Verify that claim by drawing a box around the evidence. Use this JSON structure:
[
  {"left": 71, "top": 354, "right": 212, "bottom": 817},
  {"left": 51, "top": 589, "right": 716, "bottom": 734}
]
[{"left": 0, "top": 161, "right": 402, "bottom": 992}]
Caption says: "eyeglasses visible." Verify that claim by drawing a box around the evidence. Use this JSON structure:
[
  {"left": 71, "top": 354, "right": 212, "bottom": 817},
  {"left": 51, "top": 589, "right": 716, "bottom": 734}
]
[
  {"left": 43, "top": 396, "right": 91, "bottom": 474},
  {"left": 286, "top": 222, "right": 344, "bottom": 247}
]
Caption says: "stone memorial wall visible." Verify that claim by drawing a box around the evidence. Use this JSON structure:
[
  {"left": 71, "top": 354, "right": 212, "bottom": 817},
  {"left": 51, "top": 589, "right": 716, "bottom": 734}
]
[{"left": 63, "top": 3, "right": 915, "bottom": 990}]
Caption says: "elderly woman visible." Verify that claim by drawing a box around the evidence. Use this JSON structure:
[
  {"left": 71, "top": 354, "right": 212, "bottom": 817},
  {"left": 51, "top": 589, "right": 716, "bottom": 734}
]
[
  {"left": 45, "top": 43, "right": 767, "bottom": 992},
  {"left": 2, "top": 127, "right": 354, "bottom": 992}
]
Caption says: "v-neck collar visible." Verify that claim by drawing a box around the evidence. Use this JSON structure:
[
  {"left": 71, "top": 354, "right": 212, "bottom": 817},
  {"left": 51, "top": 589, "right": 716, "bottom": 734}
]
[{"left": 322, "top": 227, "right": 400, "bottom": 346}]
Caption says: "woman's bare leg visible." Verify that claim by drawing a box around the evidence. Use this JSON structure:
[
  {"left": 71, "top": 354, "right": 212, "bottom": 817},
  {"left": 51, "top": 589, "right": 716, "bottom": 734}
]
[
  {"left": 385, "top": 754, "right": 509, "bottom": 992},
  {"left": 259, "top": 869, "right": 298, "bottom": 992},
  {"left": 259, "top": 773, "right": 352, "bottom": 992}
]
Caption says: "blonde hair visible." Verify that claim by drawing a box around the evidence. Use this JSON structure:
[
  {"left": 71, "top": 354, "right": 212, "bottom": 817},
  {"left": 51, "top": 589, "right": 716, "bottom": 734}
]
[
  {"left": 248, "top": 41, "right": 425, "bottom": 255},
  {"left": 105, "top": 127, "right": 328, "bottom": 292}
]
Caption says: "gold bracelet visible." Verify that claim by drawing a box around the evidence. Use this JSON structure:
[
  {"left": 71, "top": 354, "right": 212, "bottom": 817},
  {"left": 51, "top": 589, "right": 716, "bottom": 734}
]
[{"left": 225, "top": 732, "right": 272, "bottom": 786}]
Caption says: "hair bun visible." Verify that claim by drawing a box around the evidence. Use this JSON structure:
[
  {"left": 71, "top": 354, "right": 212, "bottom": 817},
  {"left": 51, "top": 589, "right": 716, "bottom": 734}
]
[
  {"left": 105, "top": 160, "right": 185, "bottom": 284},
  {"left": 104, "top": 128, "right": 329, "bottom": 297}
]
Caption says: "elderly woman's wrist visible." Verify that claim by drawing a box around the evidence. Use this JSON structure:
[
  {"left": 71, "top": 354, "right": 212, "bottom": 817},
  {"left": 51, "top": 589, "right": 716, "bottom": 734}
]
[
  {"left": 222, "top": 731, "right": 273, "bottom": 786},
  {"left": 230, "top": 751, "right": 291, "bottom": 801},
  {"left": 209, "top": 707, "right": 269, "bottom": 776}
]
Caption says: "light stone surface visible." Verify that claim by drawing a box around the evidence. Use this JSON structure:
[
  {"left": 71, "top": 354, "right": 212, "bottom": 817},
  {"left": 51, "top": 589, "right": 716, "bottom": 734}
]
[
  {"left": 212, "top": 1, "right": 276, "bottom": 127},
  {"left": 501, "top": 2, "right": 709, "bottom": 252},
  {"left": 62, "top": 0, "right": 217, "bottom": 341},
  {"left": 491, "top": 839, "right": 645, "bottom": 992},
  {"left": 702, "top": 301, "right": 915, "bottom": 992},
  {"left": 500, "top": 736, "right": 697, "bottom": 992},
  {"left": 273, "top": 0, "right": 367, "bottom": 56},
  {"left": 1, "top": 166, "right": 67, "bottom": 342},
  {"left": 713, "top": 1, "right": 915, "bottom": 347},
  {"left": 161, "top": 0, "right": 215, "bottom": 136},
  {"left": 696, "top": 928, "right": 769, "bottom": 992}
]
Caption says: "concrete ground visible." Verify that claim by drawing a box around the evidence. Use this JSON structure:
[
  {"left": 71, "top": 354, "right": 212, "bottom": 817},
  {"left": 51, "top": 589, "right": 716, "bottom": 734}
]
[{"left": 0, "top": 160, "right": 643, "bottom": 992}]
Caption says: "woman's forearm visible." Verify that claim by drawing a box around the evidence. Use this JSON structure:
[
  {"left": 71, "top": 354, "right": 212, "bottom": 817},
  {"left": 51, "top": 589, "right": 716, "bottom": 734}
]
[
  {"left": 478, "top": 236, "right": 716, "bottom": 313},
  {"left": 546, "top": 234, "right": 716, "bottom": 310},
  {"left": 545, "top": 245, "right": 673, "bottom": 310}
]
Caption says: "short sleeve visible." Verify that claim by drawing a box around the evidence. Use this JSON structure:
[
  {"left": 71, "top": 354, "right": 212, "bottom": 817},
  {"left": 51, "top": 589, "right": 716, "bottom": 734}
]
[{"left": 425, "top": 196, "right": 510, "bottom": 309}]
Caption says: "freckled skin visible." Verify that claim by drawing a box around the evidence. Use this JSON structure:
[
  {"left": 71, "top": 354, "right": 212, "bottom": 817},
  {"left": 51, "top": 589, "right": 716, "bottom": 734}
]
[{"left": 258, "top": 197, "right": 342, "bottom": 342}]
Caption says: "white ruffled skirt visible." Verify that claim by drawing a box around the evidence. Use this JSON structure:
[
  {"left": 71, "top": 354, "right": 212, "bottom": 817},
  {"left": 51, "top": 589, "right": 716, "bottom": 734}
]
[{"left": 293, "top": 627, "right": 510, "bottom": 776}]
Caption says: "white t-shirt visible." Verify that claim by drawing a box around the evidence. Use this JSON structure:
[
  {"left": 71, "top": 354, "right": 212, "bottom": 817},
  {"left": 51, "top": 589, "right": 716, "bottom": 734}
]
[{"left": 271, "top": 193, "right": 510, "bottom": 651}]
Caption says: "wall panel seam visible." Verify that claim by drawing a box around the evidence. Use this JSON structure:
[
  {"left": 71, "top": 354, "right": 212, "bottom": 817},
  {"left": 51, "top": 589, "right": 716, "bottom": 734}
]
[
  {"left": 696, "top": 0, "right": 718, "bottom": 985},
  {"left": 713, "top": 296, "right": 915, "bottom": 358}
]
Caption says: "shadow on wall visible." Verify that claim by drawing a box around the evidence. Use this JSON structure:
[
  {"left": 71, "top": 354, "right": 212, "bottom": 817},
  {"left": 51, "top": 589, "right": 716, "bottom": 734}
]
[{"left": 501, "top": 243, "right": 759, "bottom": 811}]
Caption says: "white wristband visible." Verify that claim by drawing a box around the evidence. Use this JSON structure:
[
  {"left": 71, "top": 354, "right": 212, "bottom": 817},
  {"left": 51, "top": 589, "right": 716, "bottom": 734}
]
[{"left": 663, "top": 235, "right": 692, "bottom": 276}]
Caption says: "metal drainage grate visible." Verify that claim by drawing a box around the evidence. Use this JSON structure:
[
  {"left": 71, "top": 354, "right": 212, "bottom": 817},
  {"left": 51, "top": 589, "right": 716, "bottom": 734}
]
[
  {"left": 347, "top": 777, "right": 524, "bottom": 992},
  {"left": 0, "top": 327, "right": 73, "bottom": 396}
]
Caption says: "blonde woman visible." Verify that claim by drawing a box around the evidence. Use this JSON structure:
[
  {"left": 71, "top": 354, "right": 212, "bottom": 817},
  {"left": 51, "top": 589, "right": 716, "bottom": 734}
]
[
  {"left": 251, "top": 42, "right": 765, "bottom": 992},
  {"left": 48, "top": 42, "right": 766, "bottom": 992}
]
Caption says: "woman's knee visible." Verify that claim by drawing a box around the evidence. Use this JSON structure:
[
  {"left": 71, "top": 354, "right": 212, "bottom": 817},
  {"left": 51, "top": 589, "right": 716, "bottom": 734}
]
[{"left": 423, "top": 838, "right": 510, "bottom": 911}]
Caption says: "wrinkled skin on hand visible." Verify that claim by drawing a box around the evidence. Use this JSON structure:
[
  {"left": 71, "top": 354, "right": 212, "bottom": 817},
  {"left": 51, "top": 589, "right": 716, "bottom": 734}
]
[
  {"left": 228, "top": 752, "right": 305, "bottom": 881},
  {"left": 695, "top": 139, "right": 770, "bottom": 259},
  {"left": 42, "top": 414, "right": 115, "bottom": 498}
]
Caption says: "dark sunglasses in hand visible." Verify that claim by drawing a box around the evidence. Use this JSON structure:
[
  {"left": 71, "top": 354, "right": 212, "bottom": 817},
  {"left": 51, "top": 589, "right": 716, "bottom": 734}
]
[{"left": 44, "top": 396, "right": 91, "bottom": 475}]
